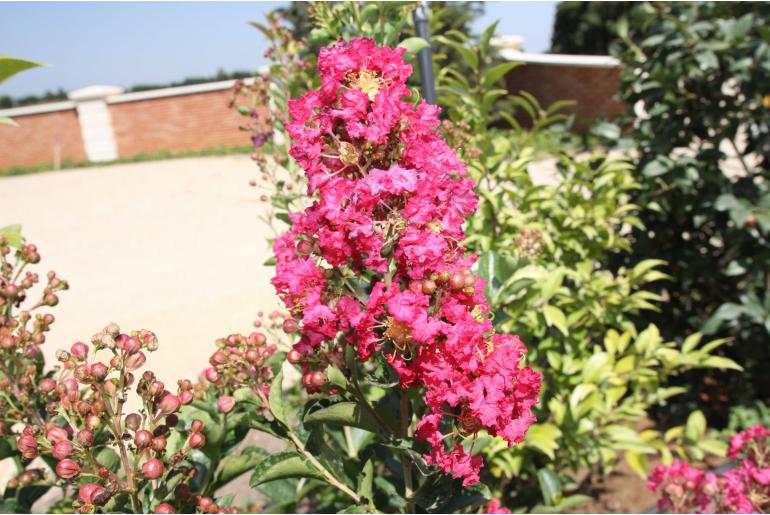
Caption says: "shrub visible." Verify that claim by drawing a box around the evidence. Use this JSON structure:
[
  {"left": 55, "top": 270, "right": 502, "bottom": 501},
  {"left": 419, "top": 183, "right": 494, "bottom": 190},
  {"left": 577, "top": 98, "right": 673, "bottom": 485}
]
[
  {"left": 610, "top": 2, "right": 770, "bottom": 405},
  {"left": 433, "top": 23, "right": 740, "bottom": 512}
]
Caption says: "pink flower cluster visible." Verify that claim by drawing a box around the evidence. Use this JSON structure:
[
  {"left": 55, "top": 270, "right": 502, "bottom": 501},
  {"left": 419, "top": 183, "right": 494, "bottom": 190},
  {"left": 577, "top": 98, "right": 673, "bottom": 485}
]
[
  {"left": 271, "top": 38, "right": 541, "bottom": 485},
  {"left": 648, "top": 424, "right": 770, "bottom": 513}
]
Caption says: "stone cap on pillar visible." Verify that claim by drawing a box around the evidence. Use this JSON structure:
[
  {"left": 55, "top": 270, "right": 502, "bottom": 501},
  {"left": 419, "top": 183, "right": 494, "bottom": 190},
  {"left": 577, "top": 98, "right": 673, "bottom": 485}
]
[{"left": 68, "top": 85, "right": 124, "bottom": 102}]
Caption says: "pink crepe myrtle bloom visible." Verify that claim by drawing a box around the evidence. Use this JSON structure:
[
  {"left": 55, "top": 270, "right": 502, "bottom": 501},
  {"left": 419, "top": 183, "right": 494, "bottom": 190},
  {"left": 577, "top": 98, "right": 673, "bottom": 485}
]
[{"left": 272, "top": 37, "right": 541, "bottom": 486}]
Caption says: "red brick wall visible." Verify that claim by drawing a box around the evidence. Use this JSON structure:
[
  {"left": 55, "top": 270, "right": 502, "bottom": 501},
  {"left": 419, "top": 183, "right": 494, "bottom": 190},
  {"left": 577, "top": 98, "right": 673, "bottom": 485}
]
[
  {"left": 110, "top": 89, "right": 249, "bottom": 157},
  {"left": 0, "top": 109, "right": 86, "bottom": 169},
  {"left": 505, "top": 63, "right": 627, "bottom": 132}
]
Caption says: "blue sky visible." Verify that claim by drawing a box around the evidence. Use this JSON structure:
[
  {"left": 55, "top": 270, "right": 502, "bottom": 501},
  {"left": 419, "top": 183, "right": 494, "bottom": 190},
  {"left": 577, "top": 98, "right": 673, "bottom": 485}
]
[{"left": 0, "top": 1, "right": 557, "bottom": 98}]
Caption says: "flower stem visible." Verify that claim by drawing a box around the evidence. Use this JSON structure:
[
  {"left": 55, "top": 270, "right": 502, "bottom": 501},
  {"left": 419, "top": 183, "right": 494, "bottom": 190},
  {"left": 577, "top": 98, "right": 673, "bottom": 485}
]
[
  {"left": 285, "top": 429, "right": 362, "bottom": 504},
  {"left": 400, "top": 391, "right": 414, "bottom": 513}
]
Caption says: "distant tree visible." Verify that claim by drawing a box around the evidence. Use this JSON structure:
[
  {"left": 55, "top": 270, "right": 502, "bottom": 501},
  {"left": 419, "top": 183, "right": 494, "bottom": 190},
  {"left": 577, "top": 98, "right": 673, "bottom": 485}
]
[{"left": 550, "top": 1, "right": 639, "bottom": 55}]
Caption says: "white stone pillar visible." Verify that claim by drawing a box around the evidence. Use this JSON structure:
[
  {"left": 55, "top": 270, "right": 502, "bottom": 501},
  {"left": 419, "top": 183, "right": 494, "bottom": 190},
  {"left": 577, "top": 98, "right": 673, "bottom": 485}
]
[{"left": 68, "top": 85, "right": 123, "bottom": 162}]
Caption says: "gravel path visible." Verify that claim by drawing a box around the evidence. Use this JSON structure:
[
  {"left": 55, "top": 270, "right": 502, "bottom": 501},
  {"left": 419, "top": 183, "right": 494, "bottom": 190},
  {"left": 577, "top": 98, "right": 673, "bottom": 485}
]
[{"left": 0, "top": 154, "right": 282, "bottom": 386}]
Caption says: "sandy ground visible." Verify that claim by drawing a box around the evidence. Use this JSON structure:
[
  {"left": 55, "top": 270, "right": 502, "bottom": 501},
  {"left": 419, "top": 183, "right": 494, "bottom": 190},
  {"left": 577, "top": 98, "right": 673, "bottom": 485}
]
[{"left": 0, "top": 154, "right": 282, "bottom": 387}]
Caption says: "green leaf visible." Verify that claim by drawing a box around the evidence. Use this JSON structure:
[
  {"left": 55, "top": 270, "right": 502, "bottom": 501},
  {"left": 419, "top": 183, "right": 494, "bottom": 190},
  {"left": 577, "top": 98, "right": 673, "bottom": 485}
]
[
  {"left": 0, "top": 116, "right": 18, "bottom": 127},
  {"left": 525, "top": 423, "right": 562, "bottom": 460},
  {"left": 326, "top": 365, "right": 349, "bottom": 389},
  {"left": 0, "top": 55, "right": 46, "bottom": 85},
  {"left": 698, "top": 438, "right": 727, "bottom": 457},
  {"left": 0, "top": 225, "right": 23, "bottom": 248},
  {"left": 701, "top": 356, "right": 743, "bottom": 371},
  {"left": 685, "top": 411, "right": 706, "bottom": 442},
  {"left": 249, "top": 452, "right": 324, "bottom": 487},
  {"left": 398, "top": 37, "right": 429, "bottom": 57},
  {"left": 536, "top": 468, "right": 562, "bottom": 506},
  {"left": 269, "top": 370, "right": 288, "bottom": 426},
  {"left": 233, "top": 386, "right": 261, "bottom": 405},
  {"left": 625, "top": 451, "right": 648, "bottom": 478},
  {"left": 543, "top": 305, "right": 569, "bottom": 336},
  {"left": 357, "top": 458, "right": 374, "bottom": 502},
  {"left": 95, "top": 447, "right": 121, "bottom": 472},
  {"left": 304, "top": 401, "right": 379, "bottom": 433},
  {"left": 217, "top": 447, "right": 268, "bottom": 487},
  {"left": 582, "top": 352, "right": 611, "bottom": 383},
  {"left": 481, "top": 62, "right": 519, "bottom": 89}
]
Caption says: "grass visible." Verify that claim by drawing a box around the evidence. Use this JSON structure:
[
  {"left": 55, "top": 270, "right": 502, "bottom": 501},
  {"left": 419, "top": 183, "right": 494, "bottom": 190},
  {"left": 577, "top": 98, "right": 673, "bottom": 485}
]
[{"left": 0, "top": 145, "right": 253, "bottom": 178}]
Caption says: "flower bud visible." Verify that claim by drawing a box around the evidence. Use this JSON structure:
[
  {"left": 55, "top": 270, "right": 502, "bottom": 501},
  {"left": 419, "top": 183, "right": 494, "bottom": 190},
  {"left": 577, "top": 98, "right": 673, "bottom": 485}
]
[
  {"left": 148, "top": 380, "right": 165, "bottom": 398},
  {"left": 78, "top": 483, "right": 105, "bottom": 504},
  {"left": 141, "top": 458, "right": 163, "bottom": 480},
  {"left": 56, "top": 459, "right": 80, "bottom": 479},
  {"left": 217, "top": 396, "right": 235, "bottom": 414},
  {"left": 123, "top": 336, "right": 141, "bottom": 354},
  {"left": 91, "top": 362, "right": 108, "bottom": 381},
  {"left": 157, "top": 392, "right": 180, "bottom": 415},
  {"left": 125, "top": 413, "right": 141, "bottom": 431},
  {"left": 191, "top": 420, "right": 204, "bottom": 433},
  {"left": 16, "top": 434, "right": 38, "bottom": 459},
  {"left": 151, "top": 436, "right": 167, "bottom": 453},
  {"left": 105, "top": 322, "right": 120, "bottom": 337},
  {"left": 134, "top": 429, "right": 153, "bottom": 448},
  {"left": 282, "top": 319, "right": 298, "bottom": 334},
  {"left": 204, "top": 368, "right": 219, "bottom": 383},
  {"left": 53, "top": 440, "right": 74, "bottom": 459},
  {"left": 39, "top": 378, "right": 56, "bottom": 393},
  {"left": 287, "top": 349, "right": 303, "bottom": 364},
  {"left": 310, "top": 370, "right": 325, "bottom": 387},
  {"left": 449, "top": 273, "right": 465, "bottom": 290},
  {"left": 125, "top": 351, "right": 146, "bottom": 370},
  {"left": 74, "top": 364, "right": 92, "bottom": 384},
  {"left": 155, "top": 503, "right": 176, "bottom": 514},
  {"left": 46, "top": 426, "right": 69, "bottom": 444},
  {"left": 179, "top": 390, "right": 193, "bottom": 405},
  {"left": 209, "top": 350, "right": 227, "bottom": 366},
  {"left": 189, "top": 432, "right": 206, "bottom": 449},
  {"left": 77, "top": 430, "right": 94, "bottom": 447},
  {"left": 70, "top": 342, "right": 89, "bottom": 360}
]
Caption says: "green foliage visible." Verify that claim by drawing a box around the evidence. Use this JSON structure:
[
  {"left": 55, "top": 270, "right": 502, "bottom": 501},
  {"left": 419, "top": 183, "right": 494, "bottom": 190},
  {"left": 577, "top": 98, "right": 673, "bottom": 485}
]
[
  {"left": 549, "top": 2, "right": 641, "bottom": 55},
  {"left": 609, "top": 2, "right": 770, "bottom": 404},
  {"left": 0, "top": 55, "right": 46, "bottom": 126},
  {"left": 437, "top": 22, "right": 738, "bottom": 511}
]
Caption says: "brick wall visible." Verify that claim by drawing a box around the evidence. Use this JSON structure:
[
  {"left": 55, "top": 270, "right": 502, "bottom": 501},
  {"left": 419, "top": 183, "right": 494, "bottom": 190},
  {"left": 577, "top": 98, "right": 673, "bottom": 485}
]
[
  {"left": 0, "top": 108, "right": 87, "bottom": 169},
  {"left": 505, "top": 62, "right": 627, "bottom": 132},
  {"left": 111, "top": 89, "right": 250, "bottom": 157}
]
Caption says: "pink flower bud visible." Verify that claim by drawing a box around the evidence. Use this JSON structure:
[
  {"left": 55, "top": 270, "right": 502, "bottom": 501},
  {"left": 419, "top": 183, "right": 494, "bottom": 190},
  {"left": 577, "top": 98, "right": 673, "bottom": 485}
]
[
  {"left": 46, "top": 426, "right": 69, "bottom": 443},
  {"left": 157, "top": 392, "right": 180, "bottom": 415},
  {"left": 217, "top": 396, "right": 235, "bottom": 414},
  {"left": 191, "top": 420, "right": 204, "bottom": 433},
  {"left": 123, "top": 336, "right": 141, "bottom": 354},
  {"left": 287, "top": 349, "right": 303, "bottom": 364},
  {"left": 155, "top": 503, "right": 176, "bottom": 514},
  {"left": 209, "top": 350, "right": 227, "bottom": 366},
  {"left": 52, "top": 440, "right": 74, "bottom": 459},
  {"left": 151, "top": 436, "right": 167, "bottom": 453},
  {"left": 77, "top": 430, "right": 94, "bottom": 447},
  {"left": 74, "top": 364, "right": 92, "bottom": 384},
  {"left": 125, "top": 351, "right": 146, "bottom": 370},
  {"left": 148, "top": 380, "right": 165, "bottom": 398},
  {"left": 179, "top": 390, "right": 193, "bottom": 405},
  {"left": 282, "top": 319, "right": 298, "bottom": 334},
  {"left": 78, "top": 483, "right": 105, "bottom": 504},
  {"left": 204, "top": 367, "right": 219, "bottom": 383},
  {"left": 134, "top": 429, "right": 152, "bottom": 448},
  {"left": 141, "top": 458, "right": 163, "bottom": 480},
  {"left": 310, "top": 370, "right": 325, "bottom": 387},
  {"left": 56, "top": 459, "right": 80, "bottom": 479},
  {"left": 70, "top": 342, "right": 89, "bottom": 360},
  {"left": 189, "top": 432, "right": 206, "bottom": 449},
  {"left": 91, "top": 362, "right": 108, "bottom": 380},
  {"left": 16, "top": 434, "right": 38, "bottom": 459},
  {"left": 39, "top": 378, "right": 56, "bottom": 393}
]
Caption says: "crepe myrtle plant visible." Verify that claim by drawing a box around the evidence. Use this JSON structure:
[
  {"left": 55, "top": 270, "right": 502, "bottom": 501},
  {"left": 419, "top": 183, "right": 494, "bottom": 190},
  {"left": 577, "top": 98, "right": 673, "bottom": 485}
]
[
  {"left": 649, "top": 424, "right": 770, "bottom": 513},
  {"left": 251, "top": 37, "right": 541, "bottom": 513}
]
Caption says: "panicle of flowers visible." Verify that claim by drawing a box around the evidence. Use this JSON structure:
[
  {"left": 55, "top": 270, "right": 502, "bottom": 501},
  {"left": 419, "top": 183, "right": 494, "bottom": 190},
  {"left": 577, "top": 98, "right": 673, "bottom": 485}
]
[
  {"left": 0, "top": 236, "right": 68, "bottom": 429},
  {"left": 12, "top": 323, "right": 237, "bottom": 514},
  {"left": 271, "top": 38, "right": 542, "bottom": 485},
  {"left": 649, "top": 424, "right": 770, "bottom": 513},
  {"left": 198, "top": 329, "right": 277, "bottom": 414}
]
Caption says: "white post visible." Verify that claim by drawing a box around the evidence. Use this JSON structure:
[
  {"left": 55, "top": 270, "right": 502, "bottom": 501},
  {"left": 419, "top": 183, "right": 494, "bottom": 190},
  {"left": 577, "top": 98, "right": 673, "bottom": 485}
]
[{"left": 68, "top": 85, "right": 123, "bottom": 162}]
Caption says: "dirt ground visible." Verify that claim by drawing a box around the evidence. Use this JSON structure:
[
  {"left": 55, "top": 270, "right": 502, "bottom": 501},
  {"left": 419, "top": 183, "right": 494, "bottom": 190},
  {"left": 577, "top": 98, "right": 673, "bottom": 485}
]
[{"left": 0, "top": 154, "right": 282, "bottom": 387}]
